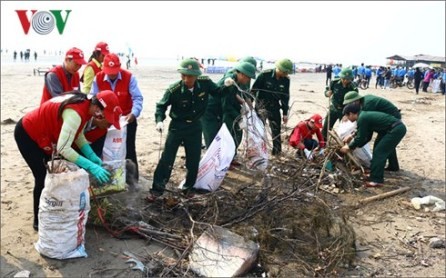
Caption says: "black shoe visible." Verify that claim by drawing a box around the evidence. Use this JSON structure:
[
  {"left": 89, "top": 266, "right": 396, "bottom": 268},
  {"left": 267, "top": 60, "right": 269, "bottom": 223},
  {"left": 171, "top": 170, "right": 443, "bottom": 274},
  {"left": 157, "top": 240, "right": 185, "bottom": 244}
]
[{"left": 385, "top": 167, "right": 399, "bottom": 172}]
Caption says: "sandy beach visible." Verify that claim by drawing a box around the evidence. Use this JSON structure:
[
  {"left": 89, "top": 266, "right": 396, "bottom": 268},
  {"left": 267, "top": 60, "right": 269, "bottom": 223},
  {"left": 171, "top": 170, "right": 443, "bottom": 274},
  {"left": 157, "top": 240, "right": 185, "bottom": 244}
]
[{"left": 1, "top": 61, "right": 445, "bottom": 277}]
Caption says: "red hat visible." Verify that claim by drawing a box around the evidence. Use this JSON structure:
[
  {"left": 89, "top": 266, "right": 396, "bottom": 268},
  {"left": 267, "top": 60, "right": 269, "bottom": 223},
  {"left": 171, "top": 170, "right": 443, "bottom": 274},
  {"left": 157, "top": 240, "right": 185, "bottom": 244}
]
[
  {"left": 102, "top": 53, "right": 121, "bottom": 75},
  {"left": 65, "top": 47, "right": 87, "bottom": 65},
  {"left": 309, "top": 114, "right": 323, "bottom": 129},
  {"left": 95, "top": 42, "right": 110, "bottom": 55},
  {"left": 96, "top": 90, "right": 122, "bottom": 130}
]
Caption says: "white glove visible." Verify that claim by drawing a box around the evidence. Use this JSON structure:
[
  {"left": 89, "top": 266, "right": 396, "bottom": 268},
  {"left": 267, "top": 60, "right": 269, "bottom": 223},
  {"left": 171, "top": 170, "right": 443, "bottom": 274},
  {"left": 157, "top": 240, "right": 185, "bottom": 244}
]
[
  {"left": 224, "top": 77, "right": 235, "bottom": 87},
  {"left": 156, "top": 122, "right": 164, "bottom": 133}
]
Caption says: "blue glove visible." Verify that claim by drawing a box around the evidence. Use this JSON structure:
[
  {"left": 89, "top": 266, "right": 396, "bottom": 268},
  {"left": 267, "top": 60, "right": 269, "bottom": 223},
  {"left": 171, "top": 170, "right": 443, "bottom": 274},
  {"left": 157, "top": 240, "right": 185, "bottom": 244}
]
[
  {"left": 80, "top": 144, "right": 102, "bottom": 166},
  {"left": 75, "top": 155, "right": 110, "bottom": 184}
]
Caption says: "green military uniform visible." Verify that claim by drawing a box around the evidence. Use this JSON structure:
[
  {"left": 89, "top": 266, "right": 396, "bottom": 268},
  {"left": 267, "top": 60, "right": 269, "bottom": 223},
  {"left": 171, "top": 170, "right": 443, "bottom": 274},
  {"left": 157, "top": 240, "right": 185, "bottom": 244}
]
[
  {"left": 344, "top": 92, "right": 402, "bottom": 170},
  {"left": 252, "top": 69, "right": 290, "bottom": 155},
  {"left": 348, "top": 111, "right": 406, "bottom": 184},
  {"left": 201, "top": 58, "right": 256, "bottom": 149},
  {"left": 152, "top": 76, "right": 219, "bottom": 194},
  {"left": 220, "top": 73, "right": 250, "bottom": 153},
  {"left": 322, "top": 78, "right": 358, "bottom": 140}
]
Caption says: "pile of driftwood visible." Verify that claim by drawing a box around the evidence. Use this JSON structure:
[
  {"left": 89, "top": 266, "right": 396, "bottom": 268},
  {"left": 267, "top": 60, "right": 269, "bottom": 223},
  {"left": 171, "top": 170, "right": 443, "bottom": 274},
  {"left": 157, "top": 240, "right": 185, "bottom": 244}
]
[{"left": 88, "top": 131, "right": 368, "bottom": 277}]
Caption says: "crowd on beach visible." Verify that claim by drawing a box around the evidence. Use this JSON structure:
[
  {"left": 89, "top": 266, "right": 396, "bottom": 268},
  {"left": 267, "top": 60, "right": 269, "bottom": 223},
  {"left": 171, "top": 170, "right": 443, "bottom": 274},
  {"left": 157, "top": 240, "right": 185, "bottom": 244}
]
[{"left": 12, "top": 42, "right": 444, "bottom": 232}]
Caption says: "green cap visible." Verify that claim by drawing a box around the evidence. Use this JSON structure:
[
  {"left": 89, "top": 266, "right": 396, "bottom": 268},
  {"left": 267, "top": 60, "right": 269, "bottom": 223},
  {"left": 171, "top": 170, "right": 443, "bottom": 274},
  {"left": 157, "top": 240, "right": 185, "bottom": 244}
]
[
  {"left": 235, "top": 61, "right": 256, "bottom": 79},
  {"left": 240, "top": 56, "right": 257, "bottom": 68},
  {"left": 177, "top": 58, "right": 202, "bottom": 76},
  {"left": 343, "top": 91, "right": 364, "bottom": 105},
  {"left": 275, "top": 58, "right": 293, "bottom": 74},
  {"left": 339, "top": 68, "right": 353, "bottom": 80}
]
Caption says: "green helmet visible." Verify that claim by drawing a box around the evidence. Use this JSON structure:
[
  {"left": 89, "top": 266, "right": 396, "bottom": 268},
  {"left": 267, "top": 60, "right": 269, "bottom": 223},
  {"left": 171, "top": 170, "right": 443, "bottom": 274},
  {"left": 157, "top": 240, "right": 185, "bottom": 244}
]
[
  {"left": 339, "top": 68, "right": 354, "bottom": 80},
  {"left": 235, "top": 61, "right": 256, "bottom": 79},
  {"left": 343, "top": 91, "right": 364, "bottom": 105},
  {"left": 177, "top": 58, "right": 202, "bottom": 76},
  {"left": 275, "top": 58, "right": 293, "bottom": 74},
  {"left": 240, "top": 56, "right": 257, "bottom": 68}
]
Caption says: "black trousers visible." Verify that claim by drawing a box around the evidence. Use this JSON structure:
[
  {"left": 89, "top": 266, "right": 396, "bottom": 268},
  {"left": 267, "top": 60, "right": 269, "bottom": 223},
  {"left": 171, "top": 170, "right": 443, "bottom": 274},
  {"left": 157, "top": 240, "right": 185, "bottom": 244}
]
[
  {"left": 14, "top": 119, "right": 50, "bottom": 224},
  {"left": 91, "top": 119, "right": 139, "bottom": 180}
]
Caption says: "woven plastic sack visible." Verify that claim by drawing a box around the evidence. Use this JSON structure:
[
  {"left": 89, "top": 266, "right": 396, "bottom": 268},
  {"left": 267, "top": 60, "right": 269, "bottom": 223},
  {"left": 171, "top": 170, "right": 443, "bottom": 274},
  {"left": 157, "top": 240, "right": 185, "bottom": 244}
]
[{"left": 35, "top": 160, "right": 90, "bottom": 259}]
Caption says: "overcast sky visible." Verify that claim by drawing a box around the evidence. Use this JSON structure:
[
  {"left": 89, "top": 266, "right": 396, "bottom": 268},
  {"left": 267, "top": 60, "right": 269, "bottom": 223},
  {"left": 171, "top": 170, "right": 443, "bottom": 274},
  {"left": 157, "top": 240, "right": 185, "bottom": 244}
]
[{"left": 1, "top": 1, "right": 445, "bottom": 65}]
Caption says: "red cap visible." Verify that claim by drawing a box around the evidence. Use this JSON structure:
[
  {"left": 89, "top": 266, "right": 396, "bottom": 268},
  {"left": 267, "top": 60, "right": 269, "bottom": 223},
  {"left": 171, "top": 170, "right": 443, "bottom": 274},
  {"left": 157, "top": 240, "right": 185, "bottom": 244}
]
[
  {"left": 95, "top": 41, "right": 110, "bottom": 55},
  {"left": 65, "top": 47, "right": 87, "bottom": 65},
  {"left": 309, "top": 114, "right": 323, "bottom": 129},
  {"left": 102, "top": 53, "right": 121, "bottom": 75},
  {"left": 96, "top": 90, "right": 122, "bottom": 130}
]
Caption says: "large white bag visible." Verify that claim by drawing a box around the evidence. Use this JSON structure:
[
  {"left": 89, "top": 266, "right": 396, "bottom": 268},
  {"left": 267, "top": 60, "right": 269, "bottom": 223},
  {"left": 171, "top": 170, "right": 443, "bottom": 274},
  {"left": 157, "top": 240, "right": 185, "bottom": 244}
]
[
  {"left": 239, "top": 104, "right": 269, "bottom": 171},
  {"left": 336, "top": 119, "right": 372, "bottom": 168},
  {"left": 431, "top": 79, "right": 441, "bottom": 93},
  {"left": 180, "top": 124, "right": 235, "bottom": 192},
  {"left": 102, "top": 117, "right": 128, "bottom": 162},
  {"left": 35, "top": 161, "right": 90, "bottom": 259}
]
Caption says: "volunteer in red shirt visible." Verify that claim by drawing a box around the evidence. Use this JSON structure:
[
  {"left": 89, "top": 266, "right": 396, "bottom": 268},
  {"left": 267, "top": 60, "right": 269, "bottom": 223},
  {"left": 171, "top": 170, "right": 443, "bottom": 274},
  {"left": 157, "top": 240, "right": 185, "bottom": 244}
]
[
  {"left": 90, "top": 53, "right": 144, "bottom": 180},
  {"left": 81, "top": 42, "right": 110, "bottom": 93},
  {"left": 289, "top": 114, "right": 325, "bottom": 156},
  {"left": 40, "top": 47, "right": 87, "bottom": 104},
  {"left": 14, "top": 90, "right": 122, "bottom": 231}
]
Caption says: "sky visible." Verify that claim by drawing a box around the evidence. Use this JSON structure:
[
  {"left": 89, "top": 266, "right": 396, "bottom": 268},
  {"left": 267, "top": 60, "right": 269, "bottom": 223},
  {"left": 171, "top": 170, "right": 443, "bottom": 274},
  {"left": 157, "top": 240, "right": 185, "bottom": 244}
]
[{"left": 1, "top": 1, "right": 445, "bottom": 66}]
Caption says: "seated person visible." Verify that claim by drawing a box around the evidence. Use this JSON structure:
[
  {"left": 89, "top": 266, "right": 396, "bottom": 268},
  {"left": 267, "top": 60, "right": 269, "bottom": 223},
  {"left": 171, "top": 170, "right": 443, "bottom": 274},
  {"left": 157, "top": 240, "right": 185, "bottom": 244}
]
[{"left": 289, "top": 114, "right": 325, "bottom": 158}]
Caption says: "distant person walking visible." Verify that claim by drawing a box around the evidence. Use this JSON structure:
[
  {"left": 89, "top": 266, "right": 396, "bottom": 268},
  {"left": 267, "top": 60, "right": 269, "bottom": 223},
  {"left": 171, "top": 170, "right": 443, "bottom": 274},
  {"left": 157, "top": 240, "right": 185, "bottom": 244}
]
[
  {"left": 413, "top": 67, "right": 424, "bottom": 94},
  {"left": 13, "top": 50, "right": 17, "bottom": 61},
  {"left": 326, "top": 64, "right": 333, "bottom": 86},
  {"left": 34, "top": 51, "right": 38, "bottom": 61}
]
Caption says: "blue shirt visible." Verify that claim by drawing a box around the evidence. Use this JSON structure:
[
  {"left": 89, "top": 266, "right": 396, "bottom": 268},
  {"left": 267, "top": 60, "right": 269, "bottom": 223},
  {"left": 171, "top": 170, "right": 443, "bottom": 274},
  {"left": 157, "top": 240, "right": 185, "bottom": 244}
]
[
  {"left": 90, "top": 72, "right": 144, "bottom": 117},
  {"left": 333, "top": 66, "right": 341, "bottom": 77},
  {"left": 364, "top": 68, "right": 372, "bottom": 77}
]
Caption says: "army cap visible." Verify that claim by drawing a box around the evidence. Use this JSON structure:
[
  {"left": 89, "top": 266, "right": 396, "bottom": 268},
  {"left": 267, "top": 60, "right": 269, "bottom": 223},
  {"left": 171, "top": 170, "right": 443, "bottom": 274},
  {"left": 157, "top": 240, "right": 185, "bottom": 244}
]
[
  {"left": 240, "top": 56, "right": 257, "bottom": 68},
  {"left": 275, "top": 58, "right": 293, "bottom": 74},
  {"left": 339, "top": 68, "right": 354, "bottom": 80},
  {"left": 235, "top": 61, "right": 256, "bottom": 79},
  {"left": 177, "top": 58, "right": 202, "bottom": 76},
  {"left": 343, "top": 91, "right": 364, "bottom": 105}
]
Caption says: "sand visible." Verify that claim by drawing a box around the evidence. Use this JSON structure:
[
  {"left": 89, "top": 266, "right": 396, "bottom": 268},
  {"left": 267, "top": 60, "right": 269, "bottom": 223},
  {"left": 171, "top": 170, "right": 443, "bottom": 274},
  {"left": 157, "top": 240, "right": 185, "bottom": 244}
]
[{"left": 1, "top": 62, "right": 445, "bottom": 277}]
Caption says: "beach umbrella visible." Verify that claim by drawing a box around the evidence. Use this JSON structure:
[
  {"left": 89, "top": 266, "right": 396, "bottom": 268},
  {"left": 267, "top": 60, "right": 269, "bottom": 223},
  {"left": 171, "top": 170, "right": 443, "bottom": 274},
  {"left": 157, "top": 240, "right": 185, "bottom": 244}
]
[{"left": 413, "top": 62, "right": 431, "bottom": 68}]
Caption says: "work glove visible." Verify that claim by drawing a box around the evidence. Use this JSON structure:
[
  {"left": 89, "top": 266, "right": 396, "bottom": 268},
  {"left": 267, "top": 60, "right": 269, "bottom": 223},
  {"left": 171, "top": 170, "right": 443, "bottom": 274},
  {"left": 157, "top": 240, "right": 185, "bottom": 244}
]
[
  {"left": 224, "top": 77, "right": 235, "bottom": 87},
  {"left": 80, "top": 144, "right": 102, "bottom": 166},
  {"left": 156, "top": 122, "right": 164, "bottom": 133},
  {"left": 75, "top": 155, "right": 110, "bottom": 184}
]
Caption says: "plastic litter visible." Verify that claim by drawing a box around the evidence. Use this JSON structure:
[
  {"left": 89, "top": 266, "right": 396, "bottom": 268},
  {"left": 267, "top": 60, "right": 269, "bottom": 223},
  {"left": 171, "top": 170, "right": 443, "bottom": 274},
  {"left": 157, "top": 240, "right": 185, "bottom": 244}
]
[{"left": 411, "top": 195, "right": 445, "bottom": 212}]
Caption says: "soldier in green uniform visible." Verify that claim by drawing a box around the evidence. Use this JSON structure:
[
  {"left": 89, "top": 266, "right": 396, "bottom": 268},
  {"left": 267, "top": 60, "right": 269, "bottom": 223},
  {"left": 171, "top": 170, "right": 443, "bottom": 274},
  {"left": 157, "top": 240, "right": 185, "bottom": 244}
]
[
  {"left": 252, "top": 58, "right": 293, "bottom": 156},
  {"left": 343, "top": 91, "right": 402, "bottom": 171},
  {"left": 322, "top": 68, "right": 358, "bottom": 141},
  {"left": 148, "top": 58, "right": 219, "bottom": 200},
  {"left": 340, "top": 103, "right": 407, "bottom": 187},
  {"left": 201, "top": 57, "right": 257, "bottom": 148},
  {"left": 220, "top": 62, "right": 257, "bottom": 160}
]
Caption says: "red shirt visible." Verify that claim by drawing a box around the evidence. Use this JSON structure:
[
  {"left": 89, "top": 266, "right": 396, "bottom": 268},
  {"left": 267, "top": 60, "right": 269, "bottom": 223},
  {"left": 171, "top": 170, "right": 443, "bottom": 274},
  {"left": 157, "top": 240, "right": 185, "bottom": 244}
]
[
  {"left": 95, "top": 70, "right": 133, "bottom": 115},
  {"left": 41, "top": 65, "right": 81, "bottom": 104},
  {"left": 22, "top": 96, "right": 91, "bottom": 154},
  {"left": 289, "top": 120, "right": 325, "bottom": 149}
]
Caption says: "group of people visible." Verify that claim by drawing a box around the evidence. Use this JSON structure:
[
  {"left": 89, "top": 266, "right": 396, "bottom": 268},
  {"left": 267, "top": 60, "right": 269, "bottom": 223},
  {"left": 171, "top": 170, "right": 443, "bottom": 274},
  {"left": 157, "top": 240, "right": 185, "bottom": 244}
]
[
  {"left": 14, "top": 41, "right": 296, "bottom": 230},
  {"left": 15, "top": 42, "right": 144, "bottom": 231},
  {"left": 148, "top": 57, "right": 294, "bottom": 200},
  {"left": 292, "top": 67, "right": 406, "bottom": 188},
  {"left": 14, "top": 42, "right": 412, "bottom": 231}
]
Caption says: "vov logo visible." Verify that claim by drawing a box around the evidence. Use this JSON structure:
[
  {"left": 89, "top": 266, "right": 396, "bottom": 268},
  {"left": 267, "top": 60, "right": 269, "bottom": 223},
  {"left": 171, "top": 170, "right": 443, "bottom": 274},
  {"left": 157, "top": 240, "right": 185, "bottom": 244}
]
[{"left": 15, "top": 10, "right": 72, "bottom": 35}]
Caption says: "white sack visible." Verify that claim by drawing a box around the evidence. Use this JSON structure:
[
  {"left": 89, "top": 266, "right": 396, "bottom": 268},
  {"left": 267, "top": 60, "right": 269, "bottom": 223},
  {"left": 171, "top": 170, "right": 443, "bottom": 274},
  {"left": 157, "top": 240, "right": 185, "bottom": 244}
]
[
  {"left": 336, "top": 119, "right": 372, "bottom": 168},
  {"left": 180, "top": 124, "right": 235, "bottom": 192},
  {"left": 35, "top": 161, "right": 90, "bottom": 259},
  {"left": 102, "top": 116, "right": 128, "bottom": 162}
]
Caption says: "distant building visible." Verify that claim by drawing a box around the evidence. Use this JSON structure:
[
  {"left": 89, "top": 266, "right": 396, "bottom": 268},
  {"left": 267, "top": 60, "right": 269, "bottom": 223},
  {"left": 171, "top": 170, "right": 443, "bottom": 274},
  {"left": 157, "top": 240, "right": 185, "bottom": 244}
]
[{"left": 386, "top": 54, "right": 445, "bottom": 68}]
